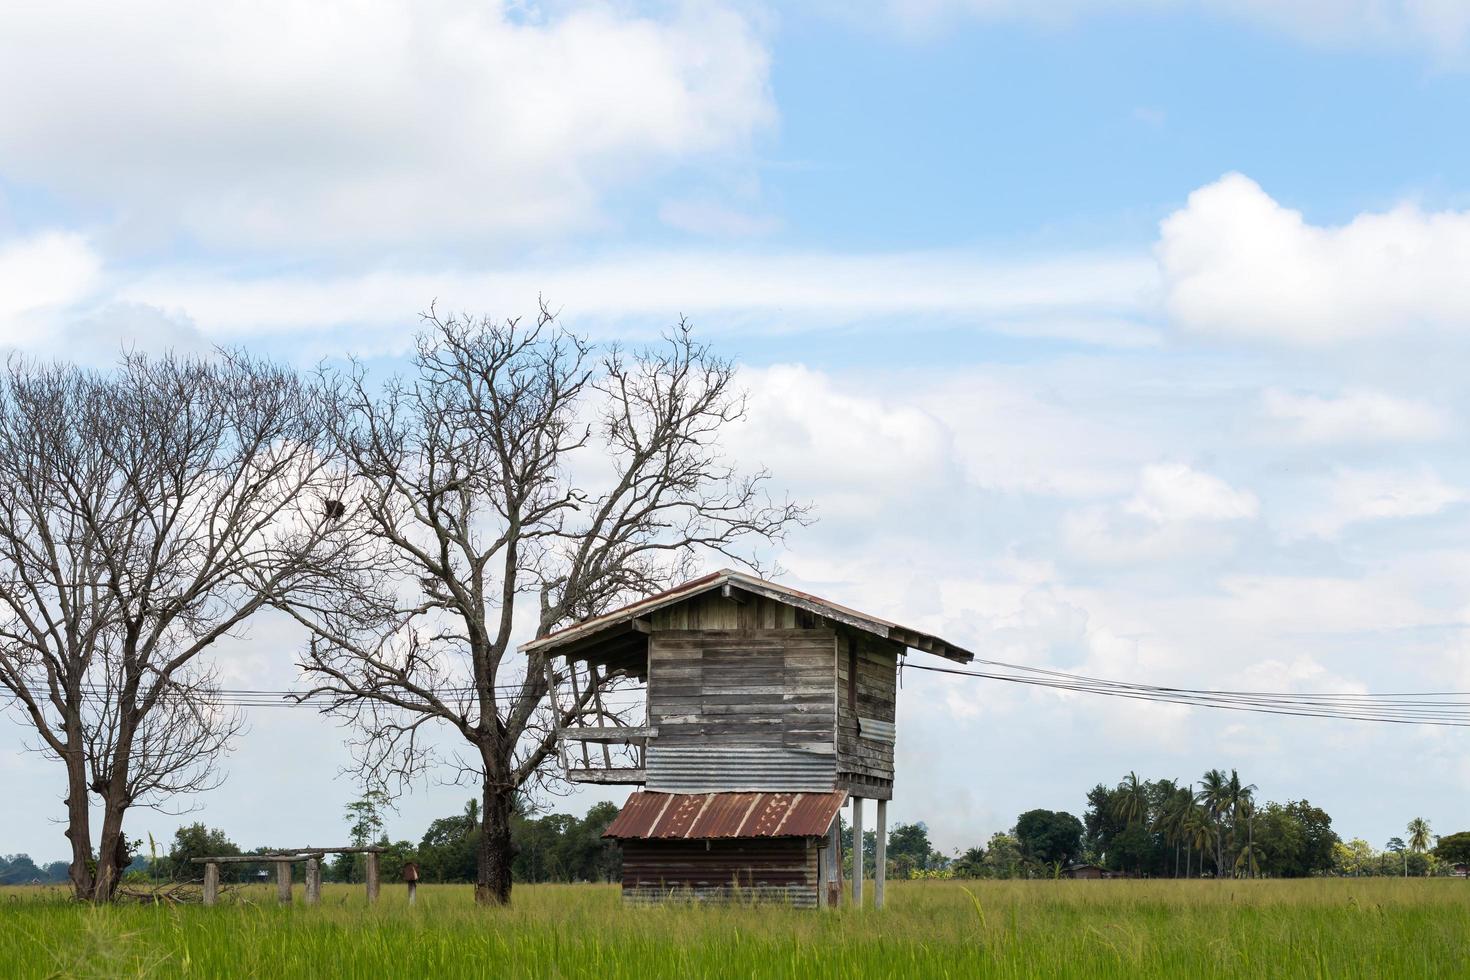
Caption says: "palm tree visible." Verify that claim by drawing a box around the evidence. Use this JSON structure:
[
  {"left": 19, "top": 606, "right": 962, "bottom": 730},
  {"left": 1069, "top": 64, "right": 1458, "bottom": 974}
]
[
  {"left": 1228, "top": 773, "right": 1257, "bottom": 879},
  {"left": 1152, "top": 782, "right": 1191, "bottom": 878},
  {"left": 1200, "top": 769, "right": 1231, "bottom": 878},
  {"left": 1114, "top": 771, "right": 1149, "bottom": 827},
  {"left": 1408, "top": 818, "right": 1432, "bottom": 874},
  {"left": 1234, "top": 839, "right": 1262, "bottom": 878},
  {"left": 1111, "top": 772, "right": 1151, "bottom": 876},
  {"left": 1236, "top": 795, "right": 1258, "bottom": 878},
  {"left": 1184, "top": 801, "right": 1212, "bottom": 879}
]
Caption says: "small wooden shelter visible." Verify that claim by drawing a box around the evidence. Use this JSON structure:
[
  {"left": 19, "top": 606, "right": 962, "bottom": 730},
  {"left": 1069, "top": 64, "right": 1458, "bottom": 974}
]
[
  {"left": 523, "top": 569, "right": 973, "bottom": 907},
  {"left": 1062, "top": 863, "right": 1110, "bottom": 880}
]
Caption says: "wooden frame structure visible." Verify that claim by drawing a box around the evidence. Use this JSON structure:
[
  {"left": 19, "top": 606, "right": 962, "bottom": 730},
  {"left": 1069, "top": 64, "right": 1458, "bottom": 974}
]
[
  {"left": 192, "top": 846, "right": 386, "bottom": 906},
  {"left": 525, "top": 569, "right": 974, "bottom": 910}
]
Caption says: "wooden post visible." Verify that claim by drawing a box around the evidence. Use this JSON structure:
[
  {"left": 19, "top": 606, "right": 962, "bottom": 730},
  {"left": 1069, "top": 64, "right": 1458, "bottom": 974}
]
[
  {"left": 276, "top": 860, "right": 293, "bottom": 904},
  {"left": 305, "top": 857, "right": 321, "bottom": 906},
  {"left": 203, "top": 861, "right": 219, "bottom": 906},
  {"left": 568, "top": 662, "right": 592, "bottom": 770},
  {"left": 404, "top": 860, "right": 420, "bottom": 907},
  {"left": 852, "top": 796, "right": 865, "bottom": 907},
  {"left": 590, "top": 665, "right": 613, "bottom": 770},
  {"left": 825, "top": 815, "right": 842, "bottom": 908},
  {"left": 365, "top": 851, "right": 380, "bottom": 904},
  {"left": 875, "top": 799, "right": 888, "bottom": 910}
]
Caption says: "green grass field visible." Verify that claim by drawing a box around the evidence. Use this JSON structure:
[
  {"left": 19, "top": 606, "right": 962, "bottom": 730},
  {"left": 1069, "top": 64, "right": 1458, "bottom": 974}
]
[{"left": 3, "top": 879, "right": 1468, "bottom": 978}]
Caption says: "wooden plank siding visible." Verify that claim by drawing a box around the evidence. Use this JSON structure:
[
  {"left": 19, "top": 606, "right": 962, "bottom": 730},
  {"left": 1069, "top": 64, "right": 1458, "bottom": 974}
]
[
  {"left": 648, "top": 591, "right": 821, "bottom": 631},
  {"left": 835, "top": 629, "right": 900, "bottom": 797},
  {"left": 645, "top": 625, "right": 839, "bottom": 792},
  {"left": 620, "top": 838, "right": 822, "bottom": 907}
]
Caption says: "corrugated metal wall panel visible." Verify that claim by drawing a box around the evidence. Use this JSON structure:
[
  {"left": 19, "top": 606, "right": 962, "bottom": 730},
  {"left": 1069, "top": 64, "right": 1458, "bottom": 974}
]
[
  {"left": 857, "top": 716, "right": 896, "bottom": 743},
  {"left": 646, "top": 746, "right": 836, "bottom": 793}
]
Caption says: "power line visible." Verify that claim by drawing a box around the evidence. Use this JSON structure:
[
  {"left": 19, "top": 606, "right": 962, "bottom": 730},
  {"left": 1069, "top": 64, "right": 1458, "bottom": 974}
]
[
  {"left": 6, "top": 681, "right": 647, "bottom": 710},
  {"left": 15, "top": 657, "right": 1467, "bottom": 727},
  {"left": 906, "top": 660, "right": 1470, "bottom": 727}
]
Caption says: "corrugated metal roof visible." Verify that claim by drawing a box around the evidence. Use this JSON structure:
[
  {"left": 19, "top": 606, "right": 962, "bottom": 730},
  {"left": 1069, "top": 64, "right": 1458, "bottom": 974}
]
[
  {"left": 521, "top": 568, "right": 973, "bottom": 663},
  {"left": 605, "top": 791, "right": 846, "bottom": 840}
]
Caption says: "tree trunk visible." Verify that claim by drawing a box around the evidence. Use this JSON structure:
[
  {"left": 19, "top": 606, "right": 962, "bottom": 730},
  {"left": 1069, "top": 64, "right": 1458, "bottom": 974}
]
[
  {"left": 91, "top": 702, "right": 140, "bottom": 903},
  {"left": 92, "top": 799, "right": 130, "bottom": 903},
  {"left": 475, "top": 753, "right": 515, "bottom": 906},
  {"left": 62, "top": 733, "right": 95, "bottom": 901}
]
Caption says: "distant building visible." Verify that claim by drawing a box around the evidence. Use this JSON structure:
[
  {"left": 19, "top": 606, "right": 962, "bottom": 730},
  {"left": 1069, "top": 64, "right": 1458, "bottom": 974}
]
[{"left": 1062, "top": 863, "right": 1112, "bottom": 879}]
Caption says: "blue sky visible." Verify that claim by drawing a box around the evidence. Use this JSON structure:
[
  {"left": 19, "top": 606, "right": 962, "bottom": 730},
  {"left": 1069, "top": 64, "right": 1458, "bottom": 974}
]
[{"left": 4, "top": 0, "right": 1470, "bottom": 859}]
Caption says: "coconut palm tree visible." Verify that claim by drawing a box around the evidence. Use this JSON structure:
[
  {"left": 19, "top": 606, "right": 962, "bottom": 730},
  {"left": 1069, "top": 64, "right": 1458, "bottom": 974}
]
[
  {"left": 1110, "top": 772, "right": 1151, "bottom": 876},
  {"left": 1227, "top": 773, "right": 1257, "bottom": 879},
  {"left": 1184, "top": 800, "right": 1212, "bottom": 878},
  {"left": 1236, "top": 795, "right": 1259, "bottom": 878},
  {"left": 1114, "top": 771, "right": 1149, "bottom": 827},
  {"left": 1408, "top": 818, "right": 1432, "bottom": 874},
  {"left": 1234, "top": 839, "right": 1262, "bottom": 878},
  {"left": 1152, "top": 782, "right": 1192, "bottom": 878},
  {"left": 1200, "top": 768, "right": 1231, "bottom": 877}
]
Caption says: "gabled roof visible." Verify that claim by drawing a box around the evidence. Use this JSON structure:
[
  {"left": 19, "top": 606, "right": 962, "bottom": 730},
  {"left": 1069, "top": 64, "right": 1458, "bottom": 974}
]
[
  {"left": 520, "top": 568, "right": 974, "bottom": 663},
  {"left": 604, "top": 791, "right": 846, "bottom": 840}
]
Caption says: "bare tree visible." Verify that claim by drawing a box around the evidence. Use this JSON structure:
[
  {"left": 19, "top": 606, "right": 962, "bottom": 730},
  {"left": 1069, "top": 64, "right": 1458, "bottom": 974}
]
[
  {"left": 0, "top": 352, "right": 346, "bottom": 901},
  {"left": 284, "top": 305, "right": 808, "bottom": 904}
]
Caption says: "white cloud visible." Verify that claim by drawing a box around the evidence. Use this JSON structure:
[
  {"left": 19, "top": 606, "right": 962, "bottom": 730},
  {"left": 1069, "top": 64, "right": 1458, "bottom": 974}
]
[
  {"left": 1159, "top": 173, "right": 1470, "bottom": 344},
  {"left": 1261, "top": 388, "right": 1449, "bottom": 444},
  {"left": 115, "top": 248, "right": 1157, "bottom": 348},
  {"left": 0, "top": 232, "right": 100, "bottom": 347},
  {"left": 1296, "top": 466, "right": 1466, "bottom": 539},
  {"left": 0, "top": 1, "right": 773, "bottom": 251},
  {"left": 1063, "top": 463, "right": 1256, "bottom": 563},
  {"left": 658, "top": 199, "right": 781, "bottom": 237},
  {"left": 1214, "top": 573, "right": 1437, "bottom": 633},
  {"left": 1126, "top": 462, "right": 1259, "bottom": 523},
  {"left": 881, "top": 1, "right": 1470, "bottom": 55},
  {"left": 916, "top": 375, "right": 1149, "bottom": 498},
  {"left": 726, "top": 364, "right": 960, "bottom": 520}
]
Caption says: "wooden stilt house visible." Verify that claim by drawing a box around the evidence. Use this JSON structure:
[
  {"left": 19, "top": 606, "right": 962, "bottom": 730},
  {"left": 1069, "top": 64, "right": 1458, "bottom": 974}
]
[{"left": 522, "top": 569, "right": 973, "bottom": 908}]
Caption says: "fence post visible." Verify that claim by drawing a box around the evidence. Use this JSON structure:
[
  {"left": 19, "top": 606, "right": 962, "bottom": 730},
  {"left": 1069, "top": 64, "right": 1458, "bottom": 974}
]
[
  {"left": 203, "top": 862, "right": 219, "bottom": 906},
  {"left": 305, "top": 856, "right": 321, "bottom": 906},
  {"left": 276, "top": 860, "right": 293, "bottom": 904},
  {"left": 404, "top": 860, "right": 420, "bottom": 907},
  {"left": 365, "top": 851, "right": 380, "bottom": 905}
]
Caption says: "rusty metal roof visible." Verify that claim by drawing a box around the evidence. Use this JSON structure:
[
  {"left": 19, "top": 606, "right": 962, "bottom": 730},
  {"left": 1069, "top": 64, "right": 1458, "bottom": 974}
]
[
  {"left": 604, "top": 791, "right": 846, "bottom": 840},
  {"left": 521, "top": 568, "right": 974, "bottom": 663}
]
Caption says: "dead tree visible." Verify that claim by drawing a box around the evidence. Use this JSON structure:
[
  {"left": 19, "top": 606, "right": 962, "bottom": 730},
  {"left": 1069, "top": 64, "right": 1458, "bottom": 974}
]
[
  {"left": 0, "top": 352, "right": 347, "bottom": 902},
  {"left": 283, "top": 305, "right": 809, "bottom": 904}
]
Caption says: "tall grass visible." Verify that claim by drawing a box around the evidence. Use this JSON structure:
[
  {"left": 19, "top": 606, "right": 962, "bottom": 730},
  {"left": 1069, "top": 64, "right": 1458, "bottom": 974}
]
[{"left": 3, "top": 879, "right": 1468, "bottom": 978}]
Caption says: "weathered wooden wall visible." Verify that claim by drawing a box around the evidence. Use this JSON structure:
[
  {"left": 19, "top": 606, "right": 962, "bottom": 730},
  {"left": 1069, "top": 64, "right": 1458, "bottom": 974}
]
[
  {"left": 620, "top": 838, "right": 822, "bottom": 907},
  {"left": 648, "top": 591, "right": 818, "bottom": 631},
  {"left": 639, "top": 591, "right": 903, "bottom": 797},
  {"left": 645, "top": 592, "right": 839, "bottom": 793},
  {"left": 835, "top": 629, "right": 899, "bottom": 798}
]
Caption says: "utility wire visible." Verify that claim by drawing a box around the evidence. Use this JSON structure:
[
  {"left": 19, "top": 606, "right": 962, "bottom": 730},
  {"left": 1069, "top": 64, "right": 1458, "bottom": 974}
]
[
  {"left": 14, "top": 655, "right": 1468, "bottom": 727},
  {"left": 906, "top": 661, "right": 1470, "bottom": 727}
]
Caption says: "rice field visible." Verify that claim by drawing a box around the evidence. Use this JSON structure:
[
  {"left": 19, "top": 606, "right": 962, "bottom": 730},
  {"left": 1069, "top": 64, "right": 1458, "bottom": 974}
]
[{"left": 3, "top": 878, "right": 1468, "bottom": 978}]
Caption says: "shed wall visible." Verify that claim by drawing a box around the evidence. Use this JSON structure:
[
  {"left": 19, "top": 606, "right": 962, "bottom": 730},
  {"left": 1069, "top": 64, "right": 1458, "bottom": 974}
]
[
  {"left": 620, "top": 838, "right": 821, "bottom": 907},
  {"left": 646, "top": 627, "right": 837, "bottom": 792},
  {"left": 835, "top": 630, "right": 900, "bottom": 796}
]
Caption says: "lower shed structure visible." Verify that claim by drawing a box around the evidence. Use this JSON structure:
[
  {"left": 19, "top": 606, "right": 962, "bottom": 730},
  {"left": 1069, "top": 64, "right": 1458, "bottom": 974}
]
[{"left": 605, "top": 790, "right": 845, "bottom": 907}]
